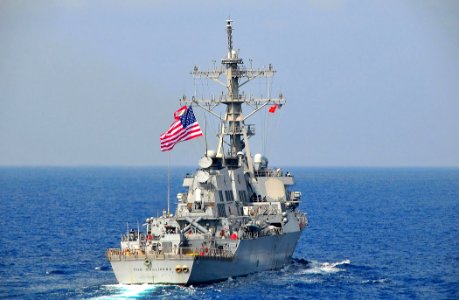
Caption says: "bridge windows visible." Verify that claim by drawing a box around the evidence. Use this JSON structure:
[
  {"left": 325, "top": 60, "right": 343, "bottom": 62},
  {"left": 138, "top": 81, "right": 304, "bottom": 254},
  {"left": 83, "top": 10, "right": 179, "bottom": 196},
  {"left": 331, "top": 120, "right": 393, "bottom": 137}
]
[
  {"left": 225, "top": 190, "right": 235, "bottom": 201},
  {"left": 238, "top": 190, "right": 248, "bottom": 202},
  {"left": 217, "top": 203, "right": 227, "bottom": 217},
  {"left": 218, "top": 191, "right": 224, "bottom": 202}
]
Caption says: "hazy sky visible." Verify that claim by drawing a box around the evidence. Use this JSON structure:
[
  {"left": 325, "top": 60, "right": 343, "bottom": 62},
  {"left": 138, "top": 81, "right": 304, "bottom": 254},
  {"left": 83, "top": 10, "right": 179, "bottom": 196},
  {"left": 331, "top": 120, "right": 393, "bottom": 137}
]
[{"left": 1, "top": 0, "right": 458, "bottom": 167}]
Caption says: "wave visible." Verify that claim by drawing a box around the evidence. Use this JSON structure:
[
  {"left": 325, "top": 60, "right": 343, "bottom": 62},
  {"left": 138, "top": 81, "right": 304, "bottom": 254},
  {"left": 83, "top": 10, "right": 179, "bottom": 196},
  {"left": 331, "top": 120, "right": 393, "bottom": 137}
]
[
  {"left": 323, "top": 259, "right": 351, "bottom": 268},
  {"left": 292, "top": 258, "right": 309, "bottom": 266},
  {"left": 362, "top": 278, "right": 389, "bottom": 284},
  {"left": 295, "top": 259, "right": 351, "bottom": 275},
  {"left": 45, "top": 270, "right": 68, "bottom": 275}
]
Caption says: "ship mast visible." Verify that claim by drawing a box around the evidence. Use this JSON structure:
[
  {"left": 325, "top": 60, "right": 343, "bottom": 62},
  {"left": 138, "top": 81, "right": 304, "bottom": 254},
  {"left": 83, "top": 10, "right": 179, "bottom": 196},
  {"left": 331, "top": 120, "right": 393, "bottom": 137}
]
[{"left": 181, "top": 20, "right": 285, "bottom": 174}]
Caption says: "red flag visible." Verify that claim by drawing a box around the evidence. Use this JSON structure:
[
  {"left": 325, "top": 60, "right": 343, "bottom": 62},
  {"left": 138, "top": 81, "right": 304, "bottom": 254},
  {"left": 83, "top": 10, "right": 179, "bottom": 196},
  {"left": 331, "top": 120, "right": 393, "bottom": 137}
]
[
  {"left": 160, "top": 106, "right": 203, "bottom": 151},
  {"left": 268, "top": 104, "right": 278, "bottom": 113}
]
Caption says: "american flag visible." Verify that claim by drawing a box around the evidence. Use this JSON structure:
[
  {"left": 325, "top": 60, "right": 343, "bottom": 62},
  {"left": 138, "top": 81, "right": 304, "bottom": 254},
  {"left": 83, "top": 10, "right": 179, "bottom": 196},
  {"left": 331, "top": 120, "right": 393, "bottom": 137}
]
[{"left": 160, "top": 106, "right": 203, "bottom": 151}]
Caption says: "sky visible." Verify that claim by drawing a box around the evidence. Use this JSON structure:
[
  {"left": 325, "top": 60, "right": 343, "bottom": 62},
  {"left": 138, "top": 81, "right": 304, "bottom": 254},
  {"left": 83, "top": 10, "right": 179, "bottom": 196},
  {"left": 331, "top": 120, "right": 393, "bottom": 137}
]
[{"left": 1, "top": 0, "right": 458, "bottom": 167}]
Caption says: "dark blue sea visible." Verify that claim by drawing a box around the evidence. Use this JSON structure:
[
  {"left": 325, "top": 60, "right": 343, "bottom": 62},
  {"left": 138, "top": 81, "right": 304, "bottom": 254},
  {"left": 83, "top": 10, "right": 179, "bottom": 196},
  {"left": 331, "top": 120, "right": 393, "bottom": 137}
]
[{"left": 1, "top": 167, "right": 458, "bottom": 299}]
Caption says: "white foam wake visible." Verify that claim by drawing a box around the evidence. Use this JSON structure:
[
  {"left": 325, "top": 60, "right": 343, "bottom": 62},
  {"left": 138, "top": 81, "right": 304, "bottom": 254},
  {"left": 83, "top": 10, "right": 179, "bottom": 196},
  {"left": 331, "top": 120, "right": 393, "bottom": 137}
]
[
  {"left": 303, "top": 259, "right": 351, "bottom": 275},
  {"left": 91, "top": 284, "right": 158, "bottom": 299},
  {"left": 362, "top": 278, "right": 389, "bottom": 284}
]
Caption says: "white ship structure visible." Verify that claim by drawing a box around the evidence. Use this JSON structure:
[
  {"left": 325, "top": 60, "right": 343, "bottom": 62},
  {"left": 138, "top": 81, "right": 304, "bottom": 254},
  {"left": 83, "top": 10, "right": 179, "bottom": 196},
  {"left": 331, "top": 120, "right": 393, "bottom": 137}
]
[{"left": 107, "top": 20, "right": 308, "bottom": 285}]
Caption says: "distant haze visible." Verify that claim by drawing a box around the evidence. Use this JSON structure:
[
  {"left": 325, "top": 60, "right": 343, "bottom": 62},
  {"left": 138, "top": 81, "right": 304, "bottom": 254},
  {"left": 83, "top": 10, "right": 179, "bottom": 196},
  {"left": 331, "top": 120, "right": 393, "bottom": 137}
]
[{"left": 1, "top": 0, "right": 458, "bottom": 167}]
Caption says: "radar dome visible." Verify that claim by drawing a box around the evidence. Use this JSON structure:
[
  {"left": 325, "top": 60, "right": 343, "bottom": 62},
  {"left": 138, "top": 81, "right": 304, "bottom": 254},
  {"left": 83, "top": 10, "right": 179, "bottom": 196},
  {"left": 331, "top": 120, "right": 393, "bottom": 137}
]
[
  {"left": 253, "top": 154, "right": 268, "bottom": 172},
  {"left": 206, "top": 150, "right": 217, "bottom": 158}
]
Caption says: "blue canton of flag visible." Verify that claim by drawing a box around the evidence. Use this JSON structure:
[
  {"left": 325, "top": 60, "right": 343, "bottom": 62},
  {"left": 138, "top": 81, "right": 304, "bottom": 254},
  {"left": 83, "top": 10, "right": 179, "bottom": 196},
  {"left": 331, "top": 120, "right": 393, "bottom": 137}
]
[{"left": 180, "top": 106, "right": 197, "bottom": 128}]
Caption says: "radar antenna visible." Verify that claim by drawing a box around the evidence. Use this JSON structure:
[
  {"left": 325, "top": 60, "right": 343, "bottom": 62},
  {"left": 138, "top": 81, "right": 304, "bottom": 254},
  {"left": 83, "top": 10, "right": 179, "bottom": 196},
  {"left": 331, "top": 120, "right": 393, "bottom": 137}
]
[{"left": 181, "top": 20, "right": 285, "bottom": 175}]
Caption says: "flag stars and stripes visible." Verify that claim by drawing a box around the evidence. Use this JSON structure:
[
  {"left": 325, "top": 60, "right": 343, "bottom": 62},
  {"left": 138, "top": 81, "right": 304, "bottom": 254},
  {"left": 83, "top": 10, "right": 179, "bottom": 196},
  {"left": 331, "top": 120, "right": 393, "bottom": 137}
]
[{"left": 160, "top": 106, "right": 203, "bottom": 152}]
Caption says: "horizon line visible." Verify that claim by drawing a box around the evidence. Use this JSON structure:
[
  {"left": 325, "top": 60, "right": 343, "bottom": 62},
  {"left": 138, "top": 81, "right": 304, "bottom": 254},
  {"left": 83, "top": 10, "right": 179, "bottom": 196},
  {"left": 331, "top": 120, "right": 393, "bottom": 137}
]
[{"left": 0, "top": 165, "right": 458, "bottom": 169}]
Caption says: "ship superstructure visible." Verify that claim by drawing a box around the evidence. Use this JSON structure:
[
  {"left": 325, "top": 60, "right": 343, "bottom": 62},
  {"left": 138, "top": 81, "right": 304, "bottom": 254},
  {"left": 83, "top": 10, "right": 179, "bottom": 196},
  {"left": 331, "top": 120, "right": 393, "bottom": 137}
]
[{"left": 107, "top": 20, "right": 307, "bottom": 285}]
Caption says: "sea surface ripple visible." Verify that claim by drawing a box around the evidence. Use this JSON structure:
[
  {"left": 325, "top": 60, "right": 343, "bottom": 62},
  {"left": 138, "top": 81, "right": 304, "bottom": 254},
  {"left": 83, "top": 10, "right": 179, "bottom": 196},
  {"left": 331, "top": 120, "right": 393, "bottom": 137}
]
[{"left": 0, "top": 167, "right": 458, "bottom": 299}]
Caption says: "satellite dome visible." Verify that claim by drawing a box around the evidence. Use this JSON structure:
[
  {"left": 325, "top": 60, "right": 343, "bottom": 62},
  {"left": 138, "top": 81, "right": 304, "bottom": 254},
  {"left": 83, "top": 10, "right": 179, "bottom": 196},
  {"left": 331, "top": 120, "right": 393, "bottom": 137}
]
[{"left": 206, "top": 150, "right": 217, "bottom": 158}]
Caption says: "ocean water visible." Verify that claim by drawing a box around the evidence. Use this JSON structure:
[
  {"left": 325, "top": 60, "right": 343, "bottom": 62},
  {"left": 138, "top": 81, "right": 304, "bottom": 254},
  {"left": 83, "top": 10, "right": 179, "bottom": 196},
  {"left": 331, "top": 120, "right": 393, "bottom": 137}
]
[{"left": 0, "top": 167, "right": 458, "bottom": 299}]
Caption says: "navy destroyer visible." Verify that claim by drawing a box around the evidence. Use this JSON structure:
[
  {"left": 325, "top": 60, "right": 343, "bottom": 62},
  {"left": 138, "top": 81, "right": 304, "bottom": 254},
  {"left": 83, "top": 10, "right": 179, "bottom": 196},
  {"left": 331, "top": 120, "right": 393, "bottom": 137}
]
[{"left": 106, "top": 20, "right": 308, "bottom": 284}]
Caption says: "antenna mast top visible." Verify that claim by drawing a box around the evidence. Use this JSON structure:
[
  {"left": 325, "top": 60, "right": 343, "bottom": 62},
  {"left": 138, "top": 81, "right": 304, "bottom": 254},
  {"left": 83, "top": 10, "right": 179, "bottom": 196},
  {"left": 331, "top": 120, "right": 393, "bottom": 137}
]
[
  {"left": 183, "top": 20, "right": 285, "bottom": 165},
  {"left": 226, "top": 19, "right": 233, "bottom": 53}
]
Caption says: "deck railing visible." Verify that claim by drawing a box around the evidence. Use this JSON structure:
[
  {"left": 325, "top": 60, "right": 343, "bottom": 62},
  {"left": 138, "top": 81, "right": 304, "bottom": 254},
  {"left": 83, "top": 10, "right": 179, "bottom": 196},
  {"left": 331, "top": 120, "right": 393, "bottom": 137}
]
[{"left": 107, "top": 246, "right": 234, "bottom": 261}]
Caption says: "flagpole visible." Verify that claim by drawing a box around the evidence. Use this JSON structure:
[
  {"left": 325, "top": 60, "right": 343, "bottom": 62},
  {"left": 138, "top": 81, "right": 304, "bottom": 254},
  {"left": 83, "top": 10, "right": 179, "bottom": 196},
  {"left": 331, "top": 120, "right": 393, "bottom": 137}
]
[
  {"left": 204, "top": 112, "right": 208, "bottom": 156},
  {"left": 167, "top": 152, "right": 171, "bottom": 216},
  {"left": 159, "top": 105, "right": 203, "bottom": 217}
]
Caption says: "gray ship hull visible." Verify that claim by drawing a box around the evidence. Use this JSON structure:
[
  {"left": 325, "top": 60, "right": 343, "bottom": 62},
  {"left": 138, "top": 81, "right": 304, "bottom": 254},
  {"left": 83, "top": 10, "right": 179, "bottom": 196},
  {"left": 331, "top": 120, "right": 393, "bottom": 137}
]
[
  {"left": 188, "top": 231, "right": 301, "bottom": 284},
  {"left": 109, "top": 231, "right": 302, "bottom": 285}
]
